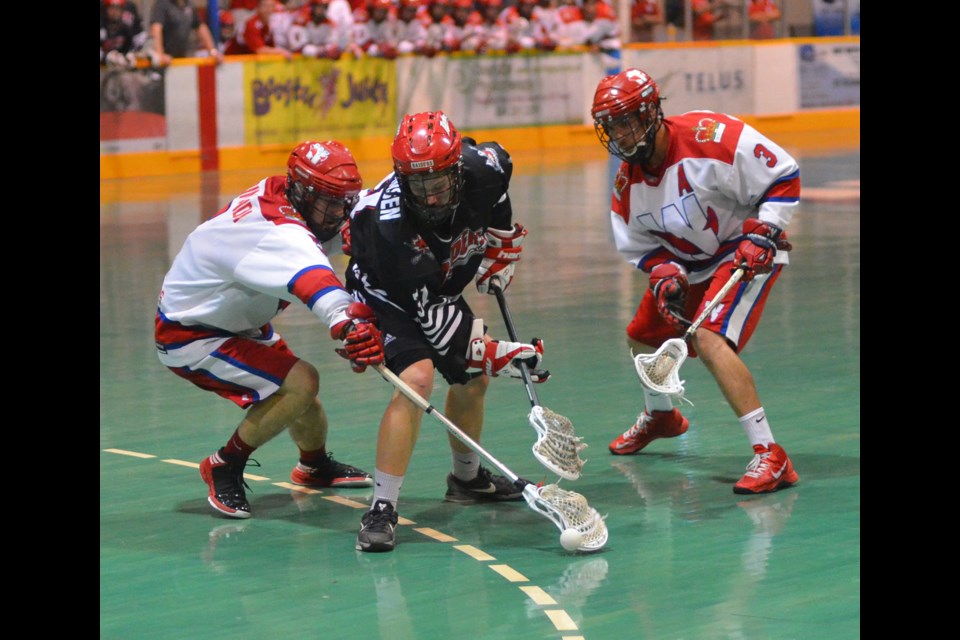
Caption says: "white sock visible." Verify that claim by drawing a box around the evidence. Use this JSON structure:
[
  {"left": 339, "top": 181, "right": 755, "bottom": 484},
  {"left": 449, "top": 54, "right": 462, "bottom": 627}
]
[
  {"left": 373, "top": 469, "right": 403, "bottom": 509},
  {"left": 452, "top": 451, "right": 480, "bottom": 481},
  {"left": 740, "top": 407, "right": 774, "bottom": 449},
  {"left": 644, "top": 388, "right": 674, "bottom": 413}
]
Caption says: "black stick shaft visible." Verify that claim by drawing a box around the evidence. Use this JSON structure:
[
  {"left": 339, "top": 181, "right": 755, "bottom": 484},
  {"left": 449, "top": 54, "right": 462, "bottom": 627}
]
[{"left": 491, "top": 284, "right": 540, "bottom": 408}]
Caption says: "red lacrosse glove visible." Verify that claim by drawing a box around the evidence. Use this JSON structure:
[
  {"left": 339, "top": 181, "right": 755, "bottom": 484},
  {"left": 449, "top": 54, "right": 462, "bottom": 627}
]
[
  {"left": 734, "top": 219, "right": 791, "bottom": 281},
  {"left": 339, "top": 218, "right": 353, "bottom": 256},
  {"left": 331, "top": 302, "right": 384, "bottom": 373},
  {"left": 649, "top": 262, "right": 690, "bottom": 335},
  {"left": 476, "top": 224, "right": 528, "bottom": 294}
]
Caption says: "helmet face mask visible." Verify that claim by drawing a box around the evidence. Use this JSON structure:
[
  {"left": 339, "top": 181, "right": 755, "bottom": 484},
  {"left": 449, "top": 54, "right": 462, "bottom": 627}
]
[
  {"left": 595, "top": 109, "right": 661, "bottom": 164},
  {"left": 286, "top": 141, "right": 362, "bottom": 241},
  {"left": 591, "top": 68, "right": 663, "bottom": 165},
  {"left": 398, "top": 166, "right": 462, "bottom": 228},
  {"left": 289, "top": 183, "right": 358, "bottom": 242},
  {"left": 391, "top": 111, "right": 464, "bottom": 230}
]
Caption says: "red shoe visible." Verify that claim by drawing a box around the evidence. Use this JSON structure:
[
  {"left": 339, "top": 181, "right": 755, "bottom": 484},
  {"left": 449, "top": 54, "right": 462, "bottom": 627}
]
[
  {"left": 608, "top": 409, "right": 689, "bottom": 455},
  {"left": 290, "top": 452, "right": 373, "bottom": 488},
  {"left": 733, "top": 443, "right": 799, "bottom": 494}
]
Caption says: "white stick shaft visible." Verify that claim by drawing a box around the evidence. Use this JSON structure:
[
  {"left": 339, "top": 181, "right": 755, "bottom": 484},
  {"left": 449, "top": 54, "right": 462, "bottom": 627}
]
[
  {"left": 684, "top": 266, "right": 745, "bottom": 340},
  {"left": 374, "top": 365, "right": 521, "bottom": 484}
]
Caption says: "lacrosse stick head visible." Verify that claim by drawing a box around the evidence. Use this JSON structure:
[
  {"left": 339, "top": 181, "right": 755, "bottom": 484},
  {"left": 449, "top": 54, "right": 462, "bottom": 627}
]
[
  {"left": 633, "top": 339, "right": 687, "bottom": 398},
  {"left": 529, "top": 405, "right": 587, "bottom": 481},
  {"left": 523, "top": 483, "right": 608, "bottom": 552}
]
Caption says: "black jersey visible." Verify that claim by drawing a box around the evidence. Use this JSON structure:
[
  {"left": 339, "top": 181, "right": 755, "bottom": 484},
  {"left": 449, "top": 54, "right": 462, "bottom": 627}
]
[{"left": 345, "top": 138, "right": 513, "bottom": 362}]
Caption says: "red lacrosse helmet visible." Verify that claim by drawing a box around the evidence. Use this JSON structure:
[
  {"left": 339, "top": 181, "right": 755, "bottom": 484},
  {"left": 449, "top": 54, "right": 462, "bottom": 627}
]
[
  {"left": 286, "top": 140, "right": 363, "bottom": 241},
  {"left": 391, "top": 111, "right": 464, "bottom": 228},
  {"left": 591, "top": 68, "right": 664, "bottom": 164}
]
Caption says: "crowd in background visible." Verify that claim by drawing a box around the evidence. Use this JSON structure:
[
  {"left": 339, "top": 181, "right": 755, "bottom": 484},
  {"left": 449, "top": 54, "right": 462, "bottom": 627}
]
[{"left": 102, "top": 0, "right": 788, "bottom": 68}]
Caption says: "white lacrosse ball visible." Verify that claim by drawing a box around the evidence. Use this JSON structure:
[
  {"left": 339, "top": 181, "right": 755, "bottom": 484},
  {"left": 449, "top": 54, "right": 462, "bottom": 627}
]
[{"left": 559, "top": 528, "right": 583, "bottom": 552}]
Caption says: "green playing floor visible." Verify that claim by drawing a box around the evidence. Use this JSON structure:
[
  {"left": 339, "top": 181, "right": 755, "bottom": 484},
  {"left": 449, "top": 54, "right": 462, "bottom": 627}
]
[{"left": 100, "top": 136, "right": 860, "bottom": 640}]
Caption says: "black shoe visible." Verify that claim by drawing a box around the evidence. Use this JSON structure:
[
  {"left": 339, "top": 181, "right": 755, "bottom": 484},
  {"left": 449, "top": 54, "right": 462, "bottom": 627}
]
[
  {"left": 356, "top": 500, "right": 398, "bottom": 553},
  {"left": 444, "top": 466, "right": 529, "bottom": 504},
  {"left": 290, "top": 452, "right": 373, "bottom": 488},
  {"left": 199, "top": 453, "right": 258, "bottom": 519}
]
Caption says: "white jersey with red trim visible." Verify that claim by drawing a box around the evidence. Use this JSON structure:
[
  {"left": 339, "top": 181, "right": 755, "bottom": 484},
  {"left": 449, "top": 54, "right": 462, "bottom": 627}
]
[
  {"left": 610, "top": 111, "right": 801, "bottom": 283},
  {"left": 158, "top": 176, "right": 353, "bottom": 335}
]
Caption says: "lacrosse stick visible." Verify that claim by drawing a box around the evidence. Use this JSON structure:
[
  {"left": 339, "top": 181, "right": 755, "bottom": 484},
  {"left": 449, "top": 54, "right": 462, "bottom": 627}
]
[
  {"left": 375, "top": 364, "right": 608, "bottom": 552},
  {"left": 489, "top": 281, "right": 586, "bottom": 481},
  {"left": 634, "top": 265, "right": 746, "bottom": 398}
]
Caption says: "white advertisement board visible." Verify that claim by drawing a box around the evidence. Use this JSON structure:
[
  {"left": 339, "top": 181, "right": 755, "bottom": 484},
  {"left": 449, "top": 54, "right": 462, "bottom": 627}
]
[
  {"left": 623, "top": 47, "right": 754, "bottom": 116},
  {"left": 397, "top": 53, "right": 587, "bottom": 130}
]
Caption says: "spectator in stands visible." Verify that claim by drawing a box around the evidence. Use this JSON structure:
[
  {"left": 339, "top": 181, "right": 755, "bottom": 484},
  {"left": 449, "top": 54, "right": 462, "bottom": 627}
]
[
  {"left": 448, "top": 0, "right": 484, "bottom": 52},
  {"left": 422, "top": 0, "right": 457, "bottom": 55},
  {"left": 218, "top": 10, "right": 241, "bottom": 54},
  {"left": 630, "top": 0, "right": 663, "bottom": 43},
  {"left": 288, "top": 0, "right": 354, "bottom": 59},
  {"left": 501, "top": 0, "right": 557, "bottom": 51},
  {"left": 101, "top": 0, "right": 138, "bottom": 66},
  {"left": 101, "top": 0, "right": 148, "bottom": 52},
  {"left": 473, "top": 0, "right": 510, "bottom": 53},
  {"left": 748, "top": 0, "right": 781, "bottom": 39},
  {"left": 234, "top": 0, "right": 295, "bottom": 58},
  {"left": 396, "top": 0, "right": 432, "bottom": 55},
  {"left": 691, "top": 0, "right": 728, "bottom": 41},
  {"left": 150, "top": 0, "right": 222, "bottom": 65},
  {"left": 534, "top": 0, "right": 563, "bottom": 46},
  {"left": 558, "top": 0, "right": 620, "bottom": 51},
  {"left": 353, "top": 0, "right": 403, "bottom": 59}
]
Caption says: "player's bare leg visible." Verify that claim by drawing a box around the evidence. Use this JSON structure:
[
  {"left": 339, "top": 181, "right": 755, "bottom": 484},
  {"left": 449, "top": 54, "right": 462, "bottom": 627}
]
[
  {"left": 238, "top": 360, "right": 320, "bottom": 447},
  {"left": 374, "top": 358, "right": 434, "bottom": 476},
  {"left": 693, "top": 328, "right": 798, "bottom": 494},
  {"left": 690, "top": 329, "right": 760, "bottom": 418}
]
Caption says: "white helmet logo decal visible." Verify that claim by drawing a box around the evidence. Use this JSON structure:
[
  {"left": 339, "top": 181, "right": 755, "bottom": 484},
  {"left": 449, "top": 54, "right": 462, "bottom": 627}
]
[
  {"left": 437, "top": 113, "right": 451, "bottom": 135},
  {"left": 306, "top": 143, "right": 330, "bottom": 166}
]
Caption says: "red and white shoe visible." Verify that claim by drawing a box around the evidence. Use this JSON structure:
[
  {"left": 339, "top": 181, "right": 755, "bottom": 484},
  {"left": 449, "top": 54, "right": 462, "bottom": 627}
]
[
  {"left": 608, "top": 409, "right": 689, "bottom": 455},
  {"left": 290, "top": 453, "right": 373, "bottom": 488},
  {"left": 733, "top": 443, "right": 799, "bottom": 494}
]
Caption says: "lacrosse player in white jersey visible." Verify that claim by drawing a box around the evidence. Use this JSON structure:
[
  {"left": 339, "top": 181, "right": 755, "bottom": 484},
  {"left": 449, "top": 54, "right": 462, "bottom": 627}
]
[
  {"left": 592, "top": 68, "right": 801, "bottom": 495},
  {"left": 156, "top": 140, "right": 384, "bottom": 519}
]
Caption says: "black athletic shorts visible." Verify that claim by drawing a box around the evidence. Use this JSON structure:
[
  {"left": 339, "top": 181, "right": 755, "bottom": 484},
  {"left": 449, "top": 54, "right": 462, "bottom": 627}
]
[{"left": 368, "top": 295, "right": 481, "bottom": 386}]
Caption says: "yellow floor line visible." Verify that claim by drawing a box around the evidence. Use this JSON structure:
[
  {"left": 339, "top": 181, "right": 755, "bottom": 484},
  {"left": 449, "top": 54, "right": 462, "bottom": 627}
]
[
  {"left": 414, "top": 527, "right": 458, "bottom": 543},
  {"left": 520, "top": 585, "right": 557, "bottom": 605},
  {"left": 544, "top": 609, "right": 579, "bottom": 631},
  {"left": 489, "top": 564, "right": 528, "bottom": 582},
  {"left": 103, "top": 448, "right": 155, "bottom": 459},
  {"left": 454, "top": 544, "right": 496, "bottom": 561}
]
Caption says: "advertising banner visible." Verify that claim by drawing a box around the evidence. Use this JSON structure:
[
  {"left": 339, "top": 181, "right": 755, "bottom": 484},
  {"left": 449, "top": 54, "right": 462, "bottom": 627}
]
[
  {"left": 398, "top": 53, "right": 586, "bottom": 130},
  {"left": 798, "top": 42, "right": 860, "bottom": 108},
  {"left": 100, "top": 66, "right": 166, "bottom": 154},
  {"left": 243, "top": 56, "right": 397, "bottom": 145},
  {"left": 625, "top": 47, "right": 753, "bottom": 116}
]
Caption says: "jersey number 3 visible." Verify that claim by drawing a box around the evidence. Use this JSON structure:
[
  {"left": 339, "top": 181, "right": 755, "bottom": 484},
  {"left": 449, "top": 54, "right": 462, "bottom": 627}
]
[{"left": 753, "top": 143, "right": 777, "bottom": 168}]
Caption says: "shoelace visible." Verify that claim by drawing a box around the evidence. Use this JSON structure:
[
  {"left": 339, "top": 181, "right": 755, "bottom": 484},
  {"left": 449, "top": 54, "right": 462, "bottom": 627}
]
[
  {"left": 743, "top": 451, "right": 772, "bottom": 478},
  {"left": 315, "top": 452, "right": 365, "bottom": 476},
  {"left": 624, "top": 414, "right": 652, "bottom": 438},
  {"left": 225, "top": 458, "right": 260, "bottom": 495}
]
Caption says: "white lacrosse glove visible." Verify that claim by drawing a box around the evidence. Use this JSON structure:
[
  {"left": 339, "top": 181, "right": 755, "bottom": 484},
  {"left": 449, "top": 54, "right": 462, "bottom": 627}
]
[
  {"left": 476, "top": 224, "right": 527, "bottom": 294},
  {"left": 466, "top": 337, "right": 543, "bottom": 378}
]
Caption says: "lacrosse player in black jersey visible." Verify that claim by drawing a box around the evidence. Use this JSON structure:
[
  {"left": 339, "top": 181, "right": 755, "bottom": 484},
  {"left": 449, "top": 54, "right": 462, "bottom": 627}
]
[{"left": 343, "top": 111, "right": 545, "bottom": 552}]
